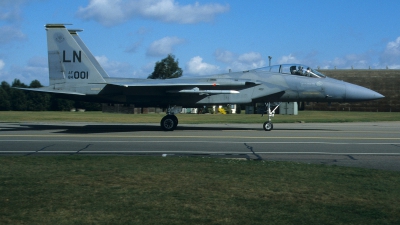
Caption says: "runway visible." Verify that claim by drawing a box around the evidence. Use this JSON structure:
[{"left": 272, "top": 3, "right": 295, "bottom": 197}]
[{"left": 1, "top": 122, "right": 400, "bottom": 171}]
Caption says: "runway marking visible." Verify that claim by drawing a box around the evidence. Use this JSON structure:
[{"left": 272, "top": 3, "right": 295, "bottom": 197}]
[
  {"left": 1, "top": 150, "right": 400, "bottom": 155},
  {"left": 1, "top": 140, "right": 400, "bottom": 145},
  {"left": 1, "top": 134, "right": 400, "bottom": 140},
  {"left": 221, "top": 130, "right": 400, "bottom": 134}
]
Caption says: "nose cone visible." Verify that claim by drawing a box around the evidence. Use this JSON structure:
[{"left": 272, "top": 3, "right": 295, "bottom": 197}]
[{"left": 345, "top": 83, "right": 384, "bottom": 102}]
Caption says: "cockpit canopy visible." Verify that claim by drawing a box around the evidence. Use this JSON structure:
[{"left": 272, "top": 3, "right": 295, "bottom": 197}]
[{"left": 253, "top": 64, "right": 326, "bottom": 78}]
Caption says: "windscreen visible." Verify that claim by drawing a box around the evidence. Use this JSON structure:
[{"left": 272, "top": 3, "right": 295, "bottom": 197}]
[{"left": 254, "top": 64, "right": 326, "bottom": 78}]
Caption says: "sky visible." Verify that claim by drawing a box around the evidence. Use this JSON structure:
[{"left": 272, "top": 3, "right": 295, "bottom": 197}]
[{"left": 1, "top": 0, "right": 400, "bottom": 86}]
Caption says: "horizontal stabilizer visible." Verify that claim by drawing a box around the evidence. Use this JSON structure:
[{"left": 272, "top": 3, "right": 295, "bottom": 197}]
[{"left": 15, "top": 87, "right": 86, "bottom": 95}]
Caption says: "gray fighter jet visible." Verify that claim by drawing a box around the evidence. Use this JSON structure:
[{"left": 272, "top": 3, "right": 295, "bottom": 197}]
[{"left": 19, "top": 24, "right": 384, "bottom": 131}]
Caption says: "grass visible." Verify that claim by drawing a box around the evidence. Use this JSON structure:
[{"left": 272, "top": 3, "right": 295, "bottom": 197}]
[
  {"left": 1, "top": 111, "right": 400, "bottom": 124},
  {"left": 1, "top": 156, "right": 400, "bottom": 224}
]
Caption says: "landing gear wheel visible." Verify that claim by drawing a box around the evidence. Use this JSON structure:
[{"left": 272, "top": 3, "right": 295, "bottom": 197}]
[
  {"left": 171, "top": 115, "right": 178, "bottom": 127},
  {"left": 263, "top": 122, "right": 273, "bottom": 131},
  {"left": 161, "top": 115, "right": 178, "bottom": 131}
]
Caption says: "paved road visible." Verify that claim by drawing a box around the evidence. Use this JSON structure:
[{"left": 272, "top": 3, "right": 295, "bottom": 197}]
[{"left": 1, "top": 122, "right": 400, "bottom": 171}]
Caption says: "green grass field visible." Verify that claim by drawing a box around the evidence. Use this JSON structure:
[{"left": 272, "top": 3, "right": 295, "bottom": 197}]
[
  {"left": 1, "top": 156, "right": 400, "bottom": 225},
  {"left": 1, "top": 110, "right": 400, "bottom": 123}
]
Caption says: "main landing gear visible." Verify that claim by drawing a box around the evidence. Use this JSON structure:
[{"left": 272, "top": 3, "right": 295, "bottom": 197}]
[
  {"left": 262, "top": 102, "right": 281, "bottom": 131},
  {"left": 160, "top": 106, "right": 181, "bottom": 131},
  {"left": 160, "top": 114, "right": 178, "bottom": 131}
]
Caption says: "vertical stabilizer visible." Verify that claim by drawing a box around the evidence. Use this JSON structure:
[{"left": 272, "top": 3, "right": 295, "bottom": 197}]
[
  {"left": 69, "top": 29, "right": 109, "bottom": 78},
  {"left": 46, "top": 24, "right": 106, "bottom": 85}
]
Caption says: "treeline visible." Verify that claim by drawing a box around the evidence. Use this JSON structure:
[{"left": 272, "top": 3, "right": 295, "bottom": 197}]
[{"left": 0, "top": 79, "right": 102, "bottom": 111}]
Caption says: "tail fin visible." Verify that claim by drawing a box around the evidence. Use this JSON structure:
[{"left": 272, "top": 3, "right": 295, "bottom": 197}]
[
  {"left": 46, "top": 24, "right": 106, "bottom": 85},
  {"left": 69, "top": 29, "right": 109, "bottom": 78}
]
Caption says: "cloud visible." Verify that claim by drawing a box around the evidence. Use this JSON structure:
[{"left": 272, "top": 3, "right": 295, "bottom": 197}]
[
  {"left": 0, "top": 0, "right": 26, "bottom": 22},
  {"left": 95, "top": 55, "right": 134, "bottom": 78},
  {"left": 27, "top": 56, "right": 47, "bottom": 68},
  {"left": 276, "top": 37, "right": 400, "bottom": 70},
  {"left": 76, "top": 0, "right": 229, "bottom": 26},
  {"left": 0, "top": 56, "right": 48, "bottom": 85},
  {"left": 125, "top": 40, "right": 142, "bottom": 53},
  {"left": 76, "top": 0, "right": 126, "bottom": 27},
  {"left": 146, "top": 36, "right": 184, "bottom": 57},
  {"left": 277, "top": 54, "right": 301, "bottom": 64},
  {"left": 380, "top": 36, "right": 400, "bottom": 69},
  {"left": 0, "top": 1, "right": 29, "bottom": 45},
  {"left": 237, "top": 52, "right": 265, "bottom": 66},
  {"left": 214, "top": 49, "right": 235, "bottom": 63},
  {"left": 214, "top": 49, "right": 266, "bottom": 71},
  {"left": 0, "top": 25, "right": 27, "bottom": 45},
  {"left": 0, "top": 59, "right": 5, "bottom": 70},
  {"left": 95, "top": 55, "right": 154, "bottom": 78},
  {"left": 186, "top": 56, "right": 220, "bottom": 75}
]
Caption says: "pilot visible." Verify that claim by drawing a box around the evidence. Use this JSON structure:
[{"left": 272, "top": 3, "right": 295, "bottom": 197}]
[
  {"left": 290, "top": 66, "right": 296, "bottom": 75},
  {"left": 297, "top": 66, "right": 304, "bottom": 76},
  {"left": 306, "top": 67, "right": 311, "bottom": 77}
]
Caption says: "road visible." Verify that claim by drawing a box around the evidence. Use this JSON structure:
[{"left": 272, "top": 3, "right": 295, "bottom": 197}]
[{"left": 1, "top": 122, "right": 400, "bottom": 171}]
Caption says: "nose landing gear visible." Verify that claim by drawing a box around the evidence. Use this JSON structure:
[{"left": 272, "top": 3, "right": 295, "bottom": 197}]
[{"left": 262, "top": 102, "right": 280, "bottom": 131}]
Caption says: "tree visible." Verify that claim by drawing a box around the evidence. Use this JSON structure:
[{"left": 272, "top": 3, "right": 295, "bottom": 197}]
[
  {"left": 148, "top": 54, "right": 183, "bottom": 79},
  {"left": 0, "top": 81, "right": 11, "bottom": 110},
  {"left": 26, "top": 80, "right": 51, "bottom": 111},
  {"left": 49, "top": 96, "right": 74, "bottom": 111},
  {"left": 10, "top": 79, "right": 27, "bottom": 111},
  {"left": 0, "top": 87, "right": 11, "bottom": 110}
]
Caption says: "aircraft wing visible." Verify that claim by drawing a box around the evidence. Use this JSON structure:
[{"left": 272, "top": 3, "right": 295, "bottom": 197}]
[
  {"left": 104, "top": 79, "right": 260, "bottom": 95},
  {"left": 105, "top": 78, "right": 260, "bottom": 88}
]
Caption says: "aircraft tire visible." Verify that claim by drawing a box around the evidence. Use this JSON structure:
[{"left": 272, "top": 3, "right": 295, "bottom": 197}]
[
  {"left": 263, "top": 122, "right": 273, "bottom": 131},
  {"left": 171, "top": 115, "right": 178, "bottom": 127},
  {"left": 161, "top": 115, "right": 177, "bottom": 131}
]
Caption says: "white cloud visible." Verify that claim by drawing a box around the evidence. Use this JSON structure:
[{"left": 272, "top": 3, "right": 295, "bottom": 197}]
[
  {"left": 380, "top": 36, "right": 400, "bottom": 68},
  {"left": 76, "top": 0, "right": 229, "bottom": 26},
  {"left": 186, "top": 56, "right": 219, "bottom": 75},
  {"left": 0, "top": 1, "right": 28, "bottom": 46},
  {"left": 237, "top": 52, "right": 265, "bottom": 67},
  {"left": 95, "top": 55, "right": 154, "bottom": 78},
  {"left": 0, "top": 0, "right": 26, "bottom": 22},
  {"left": 95, "top": 55, "right": 134, "bottom": 78},
  {"left": 0, "top": 59, "right": 5, "bottom": 70},
  {"left": 214, "top": 49, "right": 235, "bottom": 63},
  {"left": 214, "top": 50, "right": 266, "bottom": 71},
  {"left": 146, "top": 36, "right": 184, "bottom": 57},
  {"left": 137, "top": 0, "right": 229, "bottom": 24},
  {"left": 27, "top": 56, "right": 47, "bottom": 68},
  {"left": 321, "top": 52, "right": 372, "bottom": 69},
  {"left": 277, "top": 54, "right": 301, "bottom": 64},
  {"left": 0, "top": 56, "right": 48, "bottom": 86},
  {"left": 76, "top": 0, "right": 126, "bottom": 27},
  {"left": 0, "top": 25, "right": 26, "bottom": 44},
  {"left": 278, "top": 37, "right": 400, "bottom": 70}
]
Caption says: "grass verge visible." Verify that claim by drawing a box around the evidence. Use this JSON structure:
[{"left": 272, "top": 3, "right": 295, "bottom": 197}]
[
  {"left": 1, "top": 111, "right": 400, "bottom": 123},
  {"left": 1, "top": 156, "right": 399, "bottom": 224}
]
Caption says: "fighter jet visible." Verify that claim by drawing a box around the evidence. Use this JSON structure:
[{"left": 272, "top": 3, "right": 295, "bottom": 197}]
[{"left": 18, "top": 24, "right": 384, "bottom": 131}]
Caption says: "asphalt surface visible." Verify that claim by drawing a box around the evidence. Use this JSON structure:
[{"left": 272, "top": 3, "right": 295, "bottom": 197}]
[{"left": 1, "top": 122, "right": 400, "bottom": 171}]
